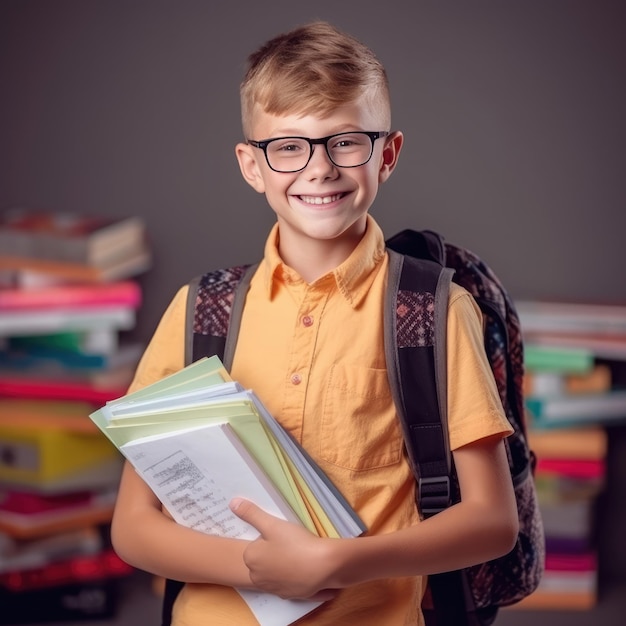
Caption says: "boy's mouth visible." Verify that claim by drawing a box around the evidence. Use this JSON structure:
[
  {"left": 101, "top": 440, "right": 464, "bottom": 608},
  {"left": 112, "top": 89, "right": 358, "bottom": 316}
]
[{"left": 298, "top": 193, "right": 344, "bottom": 205}]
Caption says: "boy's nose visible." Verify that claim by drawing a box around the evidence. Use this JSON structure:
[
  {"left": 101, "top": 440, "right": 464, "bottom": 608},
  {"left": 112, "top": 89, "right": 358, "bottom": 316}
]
[{"left": 305, "top": 144, "right": 337, "bottom": 178}]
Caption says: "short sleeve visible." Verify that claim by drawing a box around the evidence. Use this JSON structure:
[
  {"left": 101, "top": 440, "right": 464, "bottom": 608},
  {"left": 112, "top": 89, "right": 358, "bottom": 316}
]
[
  {"left": 446, "top": 284, "right": 514, "bottom": 450},
  {"left": 126, "top": 284, "right": 189, "bottom": 394}
]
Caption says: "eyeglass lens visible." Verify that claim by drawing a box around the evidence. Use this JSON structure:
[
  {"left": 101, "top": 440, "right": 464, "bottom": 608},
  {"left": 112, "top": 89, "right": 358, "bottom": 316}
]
[{"left": 266, "top": 133, "right": 374, "bottom": 172}]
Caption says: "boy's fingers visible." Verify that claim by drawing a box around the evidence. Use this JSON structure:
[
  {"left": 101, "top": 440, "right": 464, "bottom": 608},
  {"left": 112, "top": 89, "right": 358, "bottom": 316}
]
[{"left": 230, "top": 497, "right": 272, "bottom": 534}]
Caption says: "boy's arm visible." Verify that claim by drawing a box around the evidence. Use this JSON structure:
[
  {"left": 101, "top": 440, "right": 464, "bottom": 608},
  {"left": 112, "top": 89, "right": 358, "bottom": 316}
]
[
  {"left": 231, "top": 433, "right": 518, "bottom": 599},
  {"left": 110, "top": 285, "right": 255, "bottom": 587},
  {"left": 110, "top": 285, "right": 253, "bottom": 586},
  {"left": 111, "top": 460, "right": 253, "bottom": 587}
]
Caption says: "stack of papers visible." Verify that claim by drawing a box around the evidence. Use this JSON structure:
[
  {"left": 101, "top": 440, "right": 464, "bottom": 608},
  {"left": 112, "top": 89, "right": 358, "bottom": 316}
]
[{"left": 90, "top": 356, "right": 365, "bottom": 626}]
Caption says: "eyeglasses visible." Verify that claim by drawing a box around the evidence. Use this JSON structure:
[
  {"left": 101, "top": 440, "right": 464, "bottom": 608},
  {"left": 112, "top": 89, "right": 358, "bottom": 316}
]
[{"left": 247, "top": 131, "right": 390, "bottom": 173}]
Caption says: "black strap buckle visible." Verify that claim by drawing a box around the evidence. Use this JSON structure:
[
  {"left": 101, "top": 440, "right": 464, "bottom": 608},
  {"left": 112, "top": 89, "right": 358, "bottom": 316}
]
[{"left": 418, "top": 476, "right": 451, "bottom": 517}]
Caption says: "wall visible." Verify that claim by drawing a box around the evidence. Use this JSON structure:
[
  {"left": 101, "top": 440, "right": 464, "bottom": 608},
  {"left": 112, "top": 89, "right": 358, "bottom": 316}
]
[
  {"left": 1, "top": 0, "right": 624, "bottom": 343},
  {"left": 1, "top": 1, "right": 625, "bottom": 619}
]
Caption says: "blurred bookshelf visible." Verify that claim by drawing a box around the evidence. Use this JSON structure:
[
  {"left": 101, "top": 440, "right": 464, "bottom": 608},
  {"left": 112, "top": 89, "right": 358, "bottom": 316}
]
[
  {"left": 0, "top": 209, "right": 152, "bottom": 625},
  {"left": 501, "top": 300, "right": 626, "bottom": 623}
]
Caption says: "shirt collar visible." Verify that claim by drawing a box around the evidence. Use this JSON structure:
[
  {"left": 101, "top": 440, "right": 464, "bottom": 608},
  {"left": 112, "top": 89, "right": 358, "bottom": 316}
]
[{"left": 261, "top": 215, "right": 387, "bottom": 308}]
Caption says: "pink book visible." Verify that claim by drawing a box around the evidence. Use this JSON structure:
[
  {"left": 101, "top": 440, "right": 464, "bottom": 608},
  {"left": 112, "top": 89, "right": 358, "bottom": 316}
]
[
  {"left": 0, "top": 280, "right": 141, "bottom": 310},
  {"left": 545, "top": 551, "right": 597, "bottom": 572},
  {"left": 536, "top": 458, "right": 605, "bottom": 479}
]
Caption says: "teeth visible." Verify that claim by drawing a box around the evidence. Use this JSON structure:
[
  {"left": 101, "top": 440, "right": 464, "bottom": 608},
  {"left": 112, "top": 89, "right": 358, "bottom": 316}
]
[{"left": 300, "top": 194, "right": 341, "bottom": 205}]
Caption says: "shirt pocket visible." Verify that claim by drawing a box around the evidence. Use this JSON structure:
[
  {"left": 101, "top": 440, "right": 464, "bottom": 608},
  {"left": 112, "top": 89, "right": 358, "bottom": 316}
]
[{"left": 320, "top": 364, "right": 403, "bottom": 472}]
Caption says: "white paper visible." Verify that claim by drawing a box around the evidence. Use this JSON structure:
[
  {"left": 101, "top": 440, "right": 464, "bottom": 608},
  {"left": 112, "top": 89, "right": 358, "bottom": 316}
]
[{"left": 121, "top": 422, "right": 320, "bottom": 625}]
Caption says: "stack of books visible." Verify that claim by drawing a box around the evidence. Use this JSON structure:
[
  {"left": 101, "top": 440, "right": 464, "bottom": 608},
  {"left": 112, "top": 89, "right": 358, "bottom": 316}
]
[
  {"left": 508, "top": 299, "right": 626, "bottom": 612},
  {"left": 516, "top": 425, "right": 607, "bottom": 610},
  {"left": 519, "top": 299, "right": 626, "bottom": 430},
  {"left": 0, "top": 207, "right": 152, "bottom": 286},
  {"left": 90, "top": 355, "right": 366, "bottom": 626},
  {"left": 0, "top": 209, "right": 151, "bottom": 623},
  {"left": 0, "top": 280, "right": 144, "bottom": 404}
]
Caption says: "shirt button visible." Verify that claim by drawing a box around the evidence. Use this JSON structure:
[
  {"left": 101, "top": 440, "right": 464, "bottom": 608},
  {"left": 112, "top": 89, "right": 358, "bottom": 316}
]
[
  {"left": 302, "top": 315, "right": 314, "bottom": 327},
  {"left": 290, "top": 373, "right": 302, "bottom": 385}
]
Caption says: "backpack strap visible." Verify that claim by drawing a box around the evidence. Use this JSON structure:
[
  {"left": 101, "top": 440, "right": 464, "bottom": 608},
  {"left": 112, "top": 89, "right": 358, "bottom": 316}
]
[
  {"left": 184, "top": 264, "right": 258, "bottom": 368},
  {"left": 386, "top": 247, "right": 472, "bottom": 626},
  {"left": 385, "top": 248, "right": 454, "bottom": 516}
]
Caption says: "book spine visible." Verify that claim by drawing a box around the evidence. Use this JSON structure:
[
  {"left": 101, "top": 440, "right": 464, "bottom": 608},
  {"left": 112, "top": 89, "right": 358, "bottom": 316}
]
[
  {"left": 526, "top": 390, "right": 626, "bottom": 423},
  {"left": 0, "top": 376, "right": 129, "bottom": 404},
  {"left": 517, "top": 300, "right": 626, "bottom": 335},
  {"left": 0, "top": 307, "right": 136, "bottom": 336},
  {"left": 536, "top": 458, "right": 605, "bottom": 479},
  {"left": 527, "top": 426, "right": 607, "bottom": 460},
  {"left": 0, "top": 398, "right": 104, "bottom": 434},
  {"left": 0, "top": 281, "right": 142, "bottom": 311},
  {"left": 0, "top": 497, "right": 117, "bottom": 540},
  {"left": 545, "top": 551, "right": 597, "bottom": 572},
  {"left": 524, "top": 332, "right": 626, "bottom": 361},
  {"left": 0, "top": 549, "right": 133, "bottom": 591},
  {"left": 0, "top": 427, "right": 119, "bottom": 485},
  {"left": 524, "top": 344, "right": 594, "bottom": 373}
]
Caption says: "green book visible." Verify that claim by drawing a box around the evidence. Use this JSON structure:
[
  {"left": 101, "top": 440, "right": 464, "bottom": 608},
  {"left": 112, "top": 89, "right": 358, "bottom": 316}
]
[{"left": 524, "top": 344, "right": 594, "bottom": 374}]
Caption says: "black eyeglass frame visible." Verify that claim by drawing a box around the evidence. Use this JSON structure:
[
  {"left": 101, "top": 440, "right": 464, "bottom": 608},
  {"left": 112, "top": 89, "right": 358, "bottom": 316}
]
[{"left": 247, "top": 131, "right": 390, "bottom": 173}]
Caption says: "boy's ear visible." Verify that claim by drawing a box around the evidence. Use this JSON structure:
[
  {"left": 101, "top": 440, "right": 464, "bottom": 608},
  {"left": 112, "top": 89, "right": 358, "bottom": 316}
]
[
  {"left": 378, "top": 131, "right": 404, "bottom": 183},
  {"left": 235, "top": 142, "right": 266, "bottom": 193}
]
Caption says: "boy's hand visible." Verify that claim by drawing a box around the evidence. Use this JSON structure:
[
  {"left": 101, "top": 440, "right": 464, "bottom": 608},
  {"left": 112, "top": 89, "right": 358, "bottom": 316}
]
[{"left": 230, "top": 498, "right": 339, "bottom": 602}]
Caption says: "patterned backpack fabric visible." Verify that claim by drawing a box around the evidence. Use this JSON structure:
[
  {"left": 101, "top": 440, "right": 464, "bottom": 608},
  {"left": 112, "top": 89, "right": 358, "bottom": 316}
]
[
  {"left": 161, "top": 229, "right": 544, "bottom": 626},
  {"left": 385, "top": 230, "right": 544, "bottom": 625}
]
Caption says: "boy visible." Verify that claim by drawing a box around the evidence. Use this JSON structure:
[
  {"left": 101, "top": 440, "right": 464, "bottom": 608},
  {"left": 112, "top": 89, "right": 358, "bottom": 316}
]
[{"left": 111, "top": 21, "right": 518, "bottom": 625}]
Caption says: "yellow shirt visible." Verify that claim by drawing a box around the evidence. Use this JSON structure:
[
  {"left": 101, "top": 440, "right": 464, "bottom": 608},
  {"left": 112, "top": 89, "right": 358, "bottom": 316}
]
[{"left": 128, "top": 216, "right": 513, "bottom": 626}]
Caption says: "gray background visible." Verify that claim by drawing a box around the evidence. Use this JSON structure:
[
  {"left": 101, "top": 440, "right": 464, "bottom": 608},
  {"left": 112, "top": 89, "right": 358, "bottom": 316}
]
[
  {"left": 1, "top": 0, "right": 624, "bottom": 343},
  {"left": 1, "top": 2, "right": 625, "bottom": 624}
]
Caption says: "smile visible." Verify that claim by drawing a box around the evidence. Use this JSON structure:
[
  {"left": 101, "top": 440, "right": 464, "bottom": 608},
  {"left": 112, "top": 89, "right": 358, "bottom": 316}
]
[{"left": 299, "top": 193, "right": 344, "bottom": 205}]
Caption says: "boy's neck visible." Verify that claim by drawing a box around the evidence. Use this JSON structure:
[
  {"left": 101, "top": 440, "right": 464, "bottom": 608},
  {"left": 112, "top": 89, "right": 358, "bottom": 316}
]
[{"left": 277, "top": 225, "right": 366, "bottom": 284}]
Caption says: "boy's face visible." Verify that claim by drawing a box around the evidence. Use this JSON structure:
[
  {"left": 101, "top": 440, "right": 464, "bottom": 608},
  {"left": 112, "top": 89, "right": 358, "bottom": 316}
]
[{"left": 236, "top": 95, "right": 403, "bottom": 251}]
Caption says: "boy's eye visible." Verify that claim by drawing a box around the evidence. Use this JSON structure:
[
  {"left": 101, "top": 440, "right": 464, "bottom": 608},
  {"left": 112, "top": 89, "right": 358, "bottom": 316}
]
[
  {"left": 272, "top": 140, "right": 306, "bottom": 154},
  {"left": 330, "top": 134, "right": 366, "bottom": 151}
]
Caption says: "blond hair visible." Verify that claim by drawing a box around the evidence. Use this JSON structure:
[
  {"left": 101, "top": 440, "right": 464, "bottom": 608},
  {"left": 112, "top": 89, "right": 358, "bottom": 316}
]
[{"left": 240, "top": 21, "right": 391, "bottom": 136}]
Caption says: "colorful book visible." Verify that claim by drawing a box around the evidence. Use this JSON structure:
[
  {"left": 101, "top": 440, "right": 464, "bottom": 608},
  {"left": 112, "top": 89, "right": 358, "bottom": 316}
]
[
  {"left": 6, "top": 327, "right": 125, "bottom": 356},
  {"left": 0, "top": 548, "right": 132, "bottom": 591},
  {"left": 0, "top": 488, "right": 118, "bottom": 539},
  {"left": 540, "top": 498, "right": 596, "bottom": 541},
  {"left": 0, "top": 418, "right": 121, "bottom": 489},
  {"left": 0, "top": 339, "right": 143, "bottom": 370},
  {"left": 0, "top": 526, "right": 102, "bottom": 573},
  {"left": 517, "top": 299, "right": 626, "bottom": 336},
  {"left": 536, "top": 458, "right": 605, "bottom": 480},
  {"left": 524, "top": 344, "right": 595, "bottom": 374},
  {"left": 0, "top": 305, "right": 136, "bottom": 337},
  {"left": 0, "top": 209, "right": 147, "bottom": 268},
  {"left": 0, "top": 280, "right": 142, "bottom": 311},
  {"left": 508, "top": 586, "right": 597, "bottom": 611},
  {"left": 535, "top": 471, "right": 604, "bottom": 505},
  {"left": 0, "top": 372, "right": 131, "bottom": 404},
  {"left": 527, "top": 425, "right": 607, "bottom": 461},
  {"left": 544, "top": 536, "right": 592, "bottom": 555},
  {"left": 0, "top": 245, "right": 152, "bottom": 285},
  {"left": 523, "top": 331, "right": 626, "bottom": 362},
  {"left": 526, "top": 389, "right": 626, "bottom": 428},
  {"left": 0, "top": 398, "right": 108, "bottom": 435},
  {"left": 523, "top": 364, "right": 612, "bottom": 398}
]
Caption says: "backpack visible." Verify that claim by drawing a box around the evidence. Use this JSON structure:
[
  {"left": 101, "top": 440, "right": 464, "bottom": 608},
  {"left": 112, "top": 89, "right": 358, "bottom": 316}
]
[{"left": 161, "top": 229, "right": 544, "bottom": 626}]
